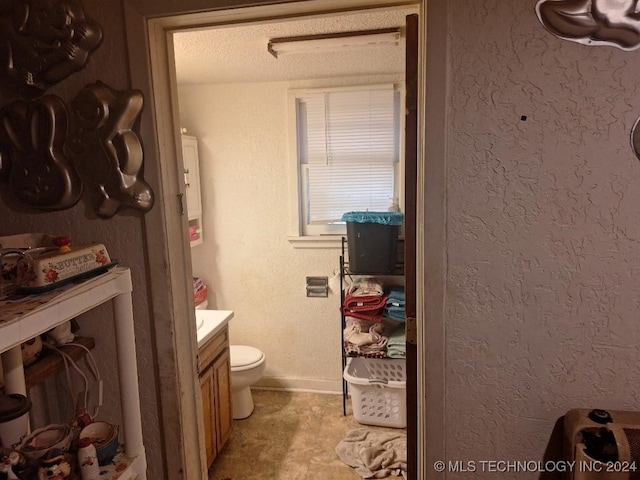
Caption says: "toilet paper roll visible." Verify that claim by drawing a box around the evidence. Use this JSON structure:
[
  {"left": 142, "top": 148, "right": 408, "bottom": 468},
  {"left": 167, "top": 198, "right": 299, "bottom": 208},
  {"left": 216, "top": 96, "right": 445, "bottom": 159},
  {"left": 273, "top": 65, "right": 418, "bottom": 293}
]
[{"left": 329, "top": 270, "right": 341, "bottom": 294}]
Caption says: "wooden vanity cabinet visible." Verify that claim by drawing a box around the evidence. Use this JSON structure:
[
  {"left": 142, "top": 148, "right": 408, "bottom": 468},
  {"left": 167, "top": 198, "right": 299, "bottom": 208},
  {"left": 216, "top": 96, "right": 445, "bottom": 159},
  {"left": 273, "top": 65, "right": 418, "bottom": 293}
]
[{"left": 198, "top": 324, "right": 233, "bottom": 468}]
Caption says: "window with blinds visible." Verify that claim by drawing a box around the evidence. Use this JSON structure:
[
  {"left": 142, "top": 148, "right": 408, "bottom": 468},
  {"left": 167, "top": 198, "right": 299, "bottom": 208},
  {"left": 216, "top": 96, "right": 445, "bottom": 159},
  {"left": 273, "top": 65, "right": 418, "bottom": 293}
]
[{"left": 295, "top": 84, "right": 400, "bottom": 236}]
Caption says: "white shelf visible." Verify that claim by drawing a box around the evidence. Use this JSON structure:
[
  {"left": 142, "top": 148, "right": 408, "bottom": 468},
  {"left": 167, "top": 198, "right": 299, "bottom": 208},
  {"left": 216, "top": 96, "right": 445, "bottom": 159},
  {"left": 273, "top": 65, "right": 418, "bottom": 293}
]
[{"left": 0, "top": 267, "right": 147, "bottom": 479}]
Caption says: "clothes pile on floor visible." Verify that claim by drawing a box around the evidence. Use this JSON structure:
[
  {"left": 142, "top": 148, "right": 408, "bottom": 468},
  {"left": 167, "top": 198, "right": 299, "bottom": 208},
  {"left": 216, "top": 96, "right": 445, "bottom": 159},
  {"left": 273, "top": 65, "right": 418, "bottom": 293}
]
[
  {"left": 342, "top": 278, "right": 406, "bottom": 358},
  {"left": 335, "top": 427, "right": 407, "bottom": 479}
]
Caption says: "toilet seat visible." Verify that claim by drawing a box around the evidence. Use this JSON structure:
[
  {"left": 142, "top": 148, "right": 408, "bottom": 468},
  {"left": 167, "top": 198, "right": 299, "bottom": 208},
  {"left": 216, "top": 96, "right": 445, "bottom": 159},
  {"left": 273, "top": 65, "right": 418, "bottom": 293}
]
[{"left": 230, "top": 345, "right": 265, "bottom": 372}]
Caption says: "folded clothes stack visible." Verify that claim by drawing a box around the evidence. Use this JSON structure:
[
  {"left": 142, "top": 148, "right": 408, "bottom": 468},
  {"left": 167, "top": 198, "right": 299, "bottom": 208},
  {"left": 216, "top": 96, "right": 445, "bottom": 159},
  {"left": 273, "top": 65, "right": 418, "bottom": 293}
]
[
  {"left": 342, "top": 279, "right": 408, "bottom": 358},
  {"left": 342, "top": 278, "right": 386, "bottom": 322},
  {"left": 347, "top": 278, "right": 385, "bottom": 297},
  {"left": 386, "top": 324, "right": 406, "bottom": 358},
  {"left": 384, "top": 286, "right": 406, "bottom": 322}
]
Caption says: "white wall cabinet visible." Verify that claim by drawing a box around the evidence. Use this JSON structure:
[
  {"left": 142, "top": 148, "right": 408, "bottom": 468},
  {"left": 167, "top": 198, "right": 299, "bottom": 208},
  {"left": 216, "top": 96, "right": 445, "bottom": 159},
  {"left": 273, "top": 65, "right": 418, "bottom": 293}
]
[
  {"left": 0, "top": 268, "right": 146, "bottom": 479},
  {"left": 181, "top": 135, "right": 203, "bottom": 247}
]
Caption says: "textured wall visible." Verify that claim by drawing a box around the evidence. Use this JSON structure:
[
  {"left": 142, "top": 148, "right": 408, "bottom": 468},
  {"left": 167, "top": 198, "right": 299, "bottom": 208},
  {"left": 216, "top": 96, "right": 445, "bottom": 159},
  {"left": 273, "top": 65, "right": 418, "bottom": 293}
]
[
  {"left": 181, "top": 82, "right": 342, "bottom": 391},
  {"left": 446, "top": 0, "right": 640, "bottom": 475}
]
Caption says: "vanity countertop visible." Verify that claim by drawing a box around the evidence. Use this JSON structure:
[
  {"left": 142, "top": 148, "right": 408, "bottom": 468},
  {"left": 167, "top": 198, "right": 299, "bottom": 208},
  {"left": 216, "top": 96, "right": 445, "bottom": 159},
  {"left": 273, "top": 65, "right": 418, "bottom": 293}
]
[{"left": 196, "top": 309, "right": 233, "bottom": 349}]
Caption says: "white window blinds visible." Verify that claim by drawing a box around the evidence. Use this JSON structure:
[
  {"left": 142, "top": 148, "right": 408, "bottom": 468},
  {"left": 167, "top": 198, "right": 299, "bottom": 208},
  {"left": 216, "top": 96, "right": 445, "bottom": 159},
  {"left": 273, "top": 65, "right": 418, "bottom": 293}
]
[{"left": 299, "top": 85, "right": 397, "bottom": 226}]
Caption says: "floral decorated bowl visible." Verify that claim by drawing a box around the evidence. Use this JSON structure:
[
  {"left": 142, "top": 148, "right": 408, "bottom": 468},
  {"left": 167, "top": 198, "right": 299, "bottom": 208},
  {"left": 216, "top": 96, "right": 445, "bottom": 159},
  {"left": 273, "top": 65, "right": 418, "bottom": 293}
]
[
  {"left": 79, "top": 421, "right": 119, "bottom": 466},
  {"left": 18, "top": 423, "right": 74, "bottom": 460}
]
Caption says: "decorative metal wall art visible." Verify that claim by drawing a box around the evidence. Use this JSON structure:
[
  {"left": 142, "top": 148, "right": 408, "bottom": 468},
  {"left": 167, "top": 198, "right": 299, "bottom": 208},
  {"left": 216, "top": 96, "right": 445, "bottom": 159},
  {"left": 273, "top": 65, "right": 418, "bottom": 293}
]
[
  {"left": 0, "top": 2, "right": 154, "bottom": 218},
  {"left": 630, "top": 116, "right": 640, "bottom": 161},
  {"left": 66, "top": 82, "right": 154, "bottom": 218},
  {"left": 0, "top": 95, "right": 82, "bottom": 209},
  {"left": 536, "top": 0, "right": 640, "bottom": 50},
  {"left": 0, "top": 0, "right": 103, "bottom": 97}
]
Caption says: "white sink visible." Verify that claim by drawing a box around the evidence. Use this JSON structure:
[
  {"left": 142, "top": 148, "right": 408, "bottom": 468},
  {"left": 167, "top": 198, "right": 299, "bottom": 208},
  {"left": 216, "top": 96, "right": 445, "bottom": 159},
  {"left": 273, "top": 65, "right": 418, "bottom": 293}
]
[{"left": 195, "top": 310, "right": 234, "bottom": 348}]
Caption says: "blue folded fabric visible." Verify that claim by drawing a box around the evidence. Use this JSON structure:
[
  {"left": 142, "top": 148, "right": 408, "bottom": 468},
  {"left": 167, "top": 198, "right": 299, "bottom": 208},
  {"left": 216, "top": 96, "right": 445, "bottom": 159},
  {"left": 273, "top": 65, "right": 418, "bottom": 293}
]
[
  {"left": 386, "top": 286, "right": 405, "bottom": 303},
  {"left": 384, "top": 286, "right": 405, "bottom": 321}
]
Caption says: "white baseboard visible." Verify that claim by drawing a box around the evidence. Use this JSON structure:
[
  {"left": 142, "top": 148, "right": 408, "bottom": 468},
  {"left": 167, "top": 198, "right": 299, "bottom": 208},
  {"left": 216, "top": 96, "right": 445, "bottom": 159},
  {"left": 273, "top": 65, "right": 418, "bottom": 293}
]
[{"left": 254, "top": 375, "right": 342, "bottom": 394}]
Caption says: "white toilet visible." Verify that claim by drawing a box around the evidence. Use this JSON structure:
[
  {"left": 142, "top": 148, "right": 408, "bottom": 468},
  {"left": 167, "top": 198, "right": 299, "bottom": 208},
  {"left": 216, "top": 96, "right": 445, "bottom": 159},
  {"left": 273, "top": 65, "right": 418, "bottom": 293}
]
[
  {"left": 229, "top": 345, "right": 266, "bottom": 419},
  {"left": 195, "top": 299, "right": 266, "bottom": 419}
]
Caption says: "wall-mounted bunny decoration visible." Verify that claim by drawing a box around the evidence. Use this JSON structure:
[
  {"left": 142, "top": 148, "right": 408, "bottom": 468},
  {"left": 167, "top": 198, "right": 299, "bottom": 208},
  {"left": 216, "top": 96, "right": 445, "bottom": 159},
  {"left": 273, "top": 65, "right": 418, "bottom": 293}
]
[
  {"left": 537, "top": 0, "right": 640, "bottom": 166},
  {"left": 0, "top": 95, "right": 82, "bottom": 210},
  {"left": 66, "top": 81, "right": 154, "bottom": 218},
  {"left": 0, "top": 3, "right": 154, "bottom": 218},
  {"left": 0, "top": 0, "right": 103, "bottom": 98},
  {"left": 536, "top": 0, "right": 640, "bottom": 50}
]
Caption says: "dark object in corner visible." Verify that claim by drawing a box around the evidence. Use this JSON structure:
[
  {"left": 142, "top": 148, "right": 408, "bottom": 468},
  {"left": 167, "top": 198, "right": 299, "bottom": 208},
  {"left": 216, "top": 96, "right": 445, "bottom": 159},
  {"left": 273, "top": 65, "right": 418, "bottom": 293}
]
[
  {"left": 588, "top": 408, "right": 613, "bottom": 425},
  {"left": 582, "top": 427, "right": 618, "bottom": 463}
]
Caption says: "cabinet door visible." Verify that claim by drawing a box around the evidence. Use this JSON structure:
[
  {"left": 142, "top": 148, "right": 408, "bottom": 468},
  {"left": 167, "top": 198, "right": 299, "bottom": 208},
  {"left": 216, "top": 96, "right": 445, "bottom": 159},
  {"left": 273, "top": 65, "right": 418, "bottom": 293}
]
[
  {"left": 213, "top": 348, "right": 233, "bottom": 450},
  {"left": 199, "top": 368, "right": 217, "bottom": 467},
  {"left": 181, "top": 135, "right": 202, "bottom": 219}
]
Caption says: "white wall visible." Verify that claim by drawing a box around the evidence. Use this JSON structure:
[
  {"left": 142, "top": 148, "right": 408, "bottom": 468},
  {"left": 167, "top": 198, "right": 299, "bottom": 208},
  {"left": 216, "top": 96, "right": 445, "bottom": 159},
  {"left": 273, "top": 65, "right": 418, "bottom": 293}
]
[{"left": 178, "top": 75, "right": 401, "bottom": 391}]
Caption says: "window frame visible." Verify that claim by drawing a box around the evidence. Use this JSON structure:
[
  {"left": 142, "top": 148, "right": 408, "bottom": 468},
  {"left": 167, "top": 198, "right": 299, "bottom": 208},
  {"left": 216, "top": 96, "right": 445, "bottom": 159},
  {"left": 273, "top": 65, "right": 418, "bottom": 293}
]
[{"left": 287, "top": 83, "right": 406, "bottom": 247}]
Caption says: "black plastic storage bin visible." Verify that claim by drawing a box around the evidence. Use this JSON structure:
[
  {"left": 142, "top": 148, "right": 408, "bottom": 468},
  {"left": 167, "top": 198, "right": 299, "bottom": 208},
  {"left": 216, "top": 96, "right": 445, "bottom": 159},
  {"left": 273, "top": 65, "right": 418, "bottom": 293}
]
[{"left": 342, "top": 211, "right": 404, "bottom": 274}]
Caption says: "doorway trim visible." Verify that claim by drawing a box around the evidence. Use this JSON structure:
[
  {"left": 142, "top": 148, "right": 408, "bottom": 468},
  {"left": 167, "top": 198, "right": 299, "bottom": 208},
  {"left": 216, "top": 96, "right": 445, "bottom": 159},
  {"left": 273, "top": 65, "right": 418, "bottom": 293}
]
[{"left": 125, "top": 0, "right": 442, "bottom": 478}]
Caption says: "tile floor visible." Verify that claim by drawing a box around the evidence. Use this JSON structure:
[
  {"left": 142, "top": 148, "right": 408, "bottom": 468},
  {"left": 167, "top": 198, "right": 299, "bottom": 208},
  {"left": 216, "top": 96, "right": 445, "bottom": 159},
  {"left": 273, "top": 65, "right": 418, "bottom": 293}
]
[{"left": 208, "top": 389, "right": 406, "bottom": 480}]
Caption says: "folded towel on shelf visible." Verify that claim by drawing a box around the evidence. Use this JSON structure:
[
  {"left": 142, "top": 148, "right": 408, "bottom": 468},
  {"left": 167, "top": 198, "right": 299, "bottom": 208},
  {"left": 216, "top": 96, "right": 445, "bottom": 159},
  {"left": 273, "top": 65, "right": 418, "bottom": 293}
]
[
  {"left": 344, "top": 310, "right": 384, "bottom": 323},
  {"left": 387, "top": 324, "right": 406, "bottom": 359},
  {"left": 343, "top": 338, "right": 388, "bottom": 358},
  {"left": 385, "top": 286, "right": 405, "bottom": 305},
  {"left": 344, "top": 318, "right": 382, "bottom": 347},
  {"left": 344, "top": 317, "right": 401, "bottom": 348},
  {"left": 357, "top": 337, "right": 388, "bottom": 357},
  {"left": 347, "top": 278, "right": 384, "bottom": 297},
  {"left": 343, "top": 294, "right": 386, "bottom": 322},
  {"left": 384, "top": 286, "right": 406, "bottom": 322},
  {"left": 344, "top": 294, "right": 386, "bottom": 312}
]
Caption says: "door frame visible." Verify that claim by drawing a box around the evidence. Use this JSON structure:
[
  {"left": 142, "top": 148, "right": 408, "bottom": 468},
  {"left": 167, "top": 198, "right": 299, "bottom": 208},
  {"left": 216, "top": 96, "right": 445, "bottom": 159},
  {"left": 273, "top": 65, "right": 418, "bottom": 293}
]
[{"left": 124, "top": 0, "right": 444, "bottom": 478}]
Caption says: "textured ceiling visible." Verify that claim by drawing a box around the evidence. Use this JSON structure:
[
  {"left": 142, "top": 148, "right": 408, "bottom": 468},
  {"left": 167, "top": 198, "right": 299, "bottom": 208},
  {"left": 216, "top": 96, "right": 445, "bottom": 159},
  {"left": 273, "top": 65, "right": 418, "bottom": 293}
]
[{"left": 172, "top": 7, "right": 418, "bottom": 85}]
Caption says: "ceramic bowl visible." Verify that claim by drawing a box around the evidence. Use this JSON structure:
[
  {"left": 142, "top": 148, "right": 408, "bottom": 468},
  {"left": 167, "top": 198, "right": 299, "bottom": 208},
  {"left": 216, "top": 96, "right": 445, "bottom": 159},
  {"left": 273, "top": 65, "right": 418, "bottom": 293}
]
[
  {"left": 18, "top": 423, "right": 74, "bottom": 460},
  {"left": 79, "top": 421, "right": 119, "bottom": 465}
]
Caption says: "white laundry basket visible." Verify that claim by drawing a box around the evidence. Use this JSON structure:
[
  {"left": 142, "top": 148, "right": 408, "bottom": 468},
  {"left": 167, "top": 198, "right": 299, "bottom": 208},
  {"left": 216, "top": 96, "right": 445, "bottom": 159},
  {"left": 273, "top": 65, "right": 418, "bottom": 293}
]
[{"left": 343, "top": 357, "right": 406, "bottom": 428}]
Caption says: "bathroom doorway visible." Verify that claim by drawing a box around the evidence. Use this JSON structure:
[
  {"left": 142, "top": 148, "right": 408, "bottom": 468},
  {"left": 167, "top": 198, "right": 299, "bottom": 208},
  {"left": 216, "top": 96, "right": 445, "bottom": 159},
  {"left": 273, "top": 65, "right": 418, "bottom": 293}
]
[
  {"left": 171, "top": 7, "right": 416, "bottom": 383},
  {"left": 172, "top": 4, "right": 419, "bottom": 471},
  {"left": 136, "top": 0, "right": 434, "bottom": 478}
]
